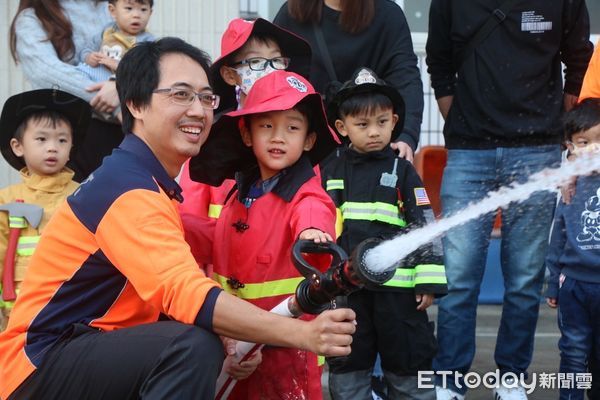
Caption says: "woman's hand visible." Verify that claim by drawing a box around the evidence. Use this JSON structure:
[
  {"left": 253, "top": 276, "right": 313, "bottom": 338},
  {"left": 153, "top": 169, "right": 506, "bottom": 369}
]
[
  {"left": 390, "top": 141, "right": 414, "bottom": 162},
  {"left": 87, "top": 80, "right": 119, "bottom": 114}
]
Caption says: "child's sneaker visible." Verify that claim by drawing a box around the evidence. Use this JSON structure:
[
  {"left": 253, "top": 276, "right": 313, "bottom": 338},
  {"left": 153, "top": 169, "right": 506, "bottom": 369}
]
[
  {"left": 492, "top": 376, "right": 528, "bottom": 400},
  {"left": 435, "top": 386, "right": 464, "bottom": 400}
]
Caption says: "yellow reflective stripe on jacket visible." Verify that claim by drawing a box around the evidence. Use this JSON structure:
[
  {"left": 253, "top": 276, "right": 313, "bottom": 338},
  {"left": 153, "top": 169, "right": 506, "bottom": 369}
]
[
  {"left": 415, "top": 264, "right": 447, "bottom": 285},
  {"left": 213, "top": 273, "right": 303, "bottom": 300},
  {"left": 383, "top": 268, "right": 415, "bottom": 288},
  {"left": 8, "top": 216, "right": 27, "bottom": 229},
  {"left": 0, "top": 299, "right": 14, "bottom": 309},
  {"left": 326, "top": 179, "right": 344, "bottom": 191},
  {"left": 207, "top": 204, "right": 223, "bottom": 219},
  {"left": 16, "top": 235, "right": 40, "bottom": 256},
  {"left": 0, "top": 284, "right": 18, "bottom": 309},
  {"left": 335, "top": 208, "right": 343, "bottom": 239},
  {"left": 340, "top": 201, "right": 406, "bottom": 227},
  {"left": 383, "top": 264, "right": 446, "bottom": 287}
]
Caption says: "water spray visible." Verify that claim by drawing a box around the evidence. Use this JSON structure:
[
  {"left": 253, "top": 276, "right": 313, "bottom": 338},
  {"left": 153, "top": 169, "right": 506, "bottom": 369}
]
[{"left": 365, "top": 150, "right": 600, "bottom": 274}]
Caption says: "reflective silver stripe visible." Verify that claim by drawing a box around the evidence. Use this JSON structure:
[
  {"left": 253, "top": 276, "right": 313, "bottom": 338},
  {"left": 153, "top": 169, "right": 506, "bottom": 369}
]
[
  {"left": 16, "top": 236, "right": 40, "bottom": 256},
  {"left": 326, "top": 179, "right": 344, "bottom": 191},
  {"left": 414, "top": 264, "right": 447, "bottom": 285},
  {"left": 341, "top": 201, "right": 406, "bottom": 227},
  {"left": 9, "top": 216, "right": 27, "bottom": 228}
]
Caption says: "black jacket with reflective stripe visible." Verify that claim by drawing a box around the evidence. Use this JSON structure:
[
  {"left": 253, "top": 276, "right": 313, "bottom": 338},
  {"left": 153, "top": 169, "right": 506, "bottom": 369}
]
[{"left": 321, "top": 146, "right": 446, "bottom": 294}]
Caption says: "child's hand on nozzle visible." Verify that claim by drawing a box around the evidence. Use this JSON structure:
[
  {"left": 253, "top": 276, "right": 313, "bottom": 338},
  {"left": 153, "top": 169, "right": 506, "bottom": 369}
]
[
  {"left": 546, "top": 297, "right": 558, "bottom": 309},
  {"left": 221, "top": 337, "right": 263, "bottom": 380},
  {"left": 416, "top": 293, "right": 434, "bottom": 311},
  {"left": 299, "top": 228, "right": 333, "bottom": 243}
]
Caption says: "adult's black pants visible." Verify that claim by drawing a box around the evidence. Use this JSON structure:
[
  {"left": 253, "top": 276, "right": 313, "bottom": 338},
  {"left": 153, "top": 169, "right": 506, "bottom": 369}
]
[{"left": 9, "top": 321, "right": 224, "bottom": 400}]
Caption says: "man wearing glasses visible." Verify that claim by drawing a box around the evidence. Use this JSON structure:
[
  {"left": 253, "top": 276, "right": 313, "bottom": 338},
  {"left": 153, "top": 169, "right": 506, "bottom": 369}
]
[{"left": 0, "top": 37, "right": 356, "bottom": 400}]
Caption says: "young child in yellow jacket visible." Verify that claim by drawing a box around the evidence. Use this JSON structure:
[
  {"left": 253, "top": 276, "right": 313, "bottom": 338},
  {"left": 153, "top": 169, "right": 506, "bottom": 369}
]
[{"left": 0, "top": 89, "right": 91, "bottom": 330}]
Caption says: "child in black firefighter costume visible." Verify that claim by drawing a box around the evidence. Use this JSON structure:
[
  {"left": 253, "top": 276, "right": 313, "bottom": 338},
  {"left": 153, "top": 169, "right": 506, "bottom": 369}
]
[{"left": 321, "top": 68, "right": 447, "bottom": 399}]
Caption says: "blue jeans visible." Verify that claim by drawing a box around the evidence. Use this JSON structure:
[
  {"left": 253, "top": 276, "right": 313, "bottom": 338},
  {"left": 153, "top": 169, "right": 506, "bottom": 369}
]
[
  {"left": 433, "top": 145, "right": 561, "bottom": 394},
  {"left": 558, "top": 276, "right": 600, "bottom": 400}
]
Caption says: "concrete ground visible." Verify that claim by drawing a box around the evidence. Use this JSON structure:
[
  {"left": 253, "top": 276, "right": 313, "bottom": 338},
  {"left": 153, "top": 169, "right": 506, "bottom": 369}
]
[
  {"left": 440, "top": 304, "right": 561, "bottom": 399},
  {"left": 323, "top": 304, "right": 563, "bottom": 399}
]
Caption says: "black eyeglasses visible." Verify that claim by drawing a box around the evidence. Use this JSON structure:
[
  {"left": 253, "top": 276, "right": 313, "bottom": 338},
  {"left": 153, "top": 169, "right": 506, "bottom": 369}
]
[
  {"left": 153, "top": 87, "right": 220, "bottom": 109},
  {"left": 230, "top": 56, "right": 291, "bottom": 71}
]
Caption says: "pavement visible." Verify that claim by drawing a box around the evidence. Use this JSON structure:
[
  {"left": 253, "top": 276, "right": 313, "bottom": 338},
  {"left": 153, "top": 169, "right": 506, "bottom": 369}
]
[
  {"left": 323, "top": 304, "right": 564, "bottom": 399},
  {"left": 435, "top": 304, "right": 561, "bottom": 399}
]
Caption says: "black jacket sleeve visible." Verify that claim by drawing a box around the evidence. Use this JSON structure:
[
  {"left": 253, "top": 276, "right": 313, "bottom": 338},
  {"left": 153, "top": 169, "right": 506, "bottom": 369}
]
[
  {"left": 425, "top": 0, "right": 456, "bottom": 99},
  {"left": 379, "top": 5, "right": 424, "bottom": 150}
]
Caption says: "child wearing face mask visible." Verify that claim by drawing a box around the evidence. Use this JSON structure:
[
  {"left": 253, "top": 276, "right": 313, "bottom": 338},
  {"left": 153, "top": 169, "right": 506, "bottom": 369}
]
[
  {"left": 77, "top": 0, "right": 155, "bottom": 83},
  {"left": 178, "top": 18, "right": 311, "bottom": 258},
  {"left": 545, "top": 98, "right": 600, "bottom": 400},
  {"left": 175, "top": 18, "right": 313, "bottom": 395}
]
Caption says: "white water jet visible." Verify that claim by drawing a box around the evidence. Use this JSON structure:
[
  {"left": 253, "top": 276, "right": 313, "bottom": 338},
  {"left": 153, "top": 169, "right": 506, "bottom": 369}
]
[{"left": 364, "top": 152, "right": 600, "bottom": 273}]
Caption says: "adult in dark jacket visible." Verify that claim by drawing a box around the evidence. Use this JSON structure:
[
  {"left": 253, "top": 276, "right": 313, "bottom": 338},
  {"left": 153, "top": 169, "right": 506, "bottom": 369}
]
[
  {"left": 273, "top": 0, "right": 423, "bottom": 161},
  {"left": 426, "top": 1, "right": 593, "bottom": 399}
]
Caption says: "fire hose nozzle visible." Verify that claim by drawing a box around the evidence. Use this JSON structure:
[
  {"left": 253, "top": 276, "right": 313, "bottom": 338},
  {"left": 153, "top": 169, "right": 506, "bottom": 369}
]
[{"left": 291, "top": 238, "right": 395, "bottom": 314}]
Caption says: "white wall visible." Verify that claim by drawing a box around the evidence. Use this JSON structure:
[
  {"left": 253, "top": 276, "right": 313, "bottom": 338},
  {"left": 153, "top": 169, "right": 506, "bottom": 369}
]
[{"left": 0, "top": 0, "right": 240, "bottom": 187}]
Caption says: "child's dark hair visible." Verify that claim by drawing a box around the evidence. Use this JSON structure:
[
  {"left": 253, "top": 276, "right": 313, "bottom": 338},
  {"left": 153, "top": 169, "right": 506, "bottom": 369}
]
[
  {"left": 243, "top": 97, "right": 315, "bottom": 134},
  {"left": 337, "top": 92, "right": 394, "bottom": 120},
  {"left": 13, "top": 111, "right": 72, "bottom": 142},
  {"left": 563, "top": 98, "right": 600, "bottom": 141},
  {"left": 108, "top": 0, "right": 154, "bottom": 7},
  {"left": 223, "top": 31, "right": 280, "bottom": 66}
]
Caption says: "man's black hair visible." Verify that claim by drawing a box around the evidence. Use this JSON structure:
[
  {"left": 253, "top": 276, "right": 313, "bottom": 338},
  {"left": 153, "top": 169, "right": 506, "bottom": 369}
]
[
  {"left": 108, "top": 0, "right": 154, "bottom": 7},
  {"left": 563, "top": 98, "right": 600, "bottom": 141},
  {"left": 116, "top": 37, "right": 212, "bottom": 134},
  {"left": 337, "top": 92, "right": 394, "bottom": 120}
]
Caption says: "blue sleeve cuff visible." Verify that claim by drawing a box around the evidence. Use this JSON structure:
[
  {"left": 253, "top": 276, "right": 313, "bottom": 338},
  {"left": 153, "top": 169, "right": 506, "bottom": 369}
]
[
  {"left": 545, "top": 282, "right": 559, "bottom": 299},
  {"left": 194, "top": 287, "right": 223, "bottom": 331}
]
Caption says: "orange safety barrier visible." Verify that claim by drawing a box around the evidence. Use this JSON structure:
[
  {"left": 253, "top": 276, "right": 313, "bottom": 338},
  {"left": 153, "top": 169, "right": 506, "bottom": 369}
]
[{"left": 413, "top": 146, "right": 501, "bottom": 233}]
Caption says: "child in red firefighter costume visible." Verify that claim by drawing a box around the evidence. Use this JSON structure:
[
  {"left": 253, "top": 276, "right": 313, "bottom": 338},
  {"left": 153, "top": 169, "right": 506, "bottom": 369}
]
[
  {"left": 321, "top": 68, "right": 448, "bottom": 399},
  {"left": 186, "top": 70, "right": 340, "bottom": 399},
  {"left": 178, "top": 17, "right": 311, "bottom": 230},
  {"left": 0, "top": 89, "right": 90, "bottom": 330}
]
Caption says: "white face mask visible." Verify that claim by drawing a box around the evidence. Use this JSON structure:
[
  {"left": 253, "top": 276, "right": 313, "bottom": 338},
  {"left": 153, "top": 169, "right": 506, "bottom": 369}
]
[
  {"left": 572, "top": 142, "right": 600, "bottom": 156},
  {"left": 235, "top": 64, "right": 277, "bottom": 95}
]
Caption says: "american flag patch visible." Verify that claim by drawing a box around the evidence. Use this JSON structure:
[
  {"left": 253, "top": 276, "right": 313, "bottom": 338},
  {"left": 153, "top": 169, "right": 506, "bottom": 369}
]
[{"left": 414, "top": 188, "right": 430, "bottom": 206}]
